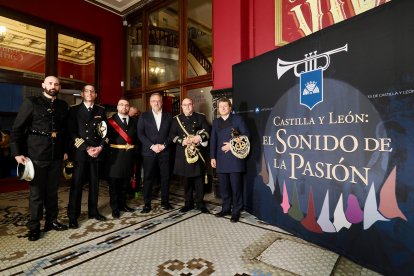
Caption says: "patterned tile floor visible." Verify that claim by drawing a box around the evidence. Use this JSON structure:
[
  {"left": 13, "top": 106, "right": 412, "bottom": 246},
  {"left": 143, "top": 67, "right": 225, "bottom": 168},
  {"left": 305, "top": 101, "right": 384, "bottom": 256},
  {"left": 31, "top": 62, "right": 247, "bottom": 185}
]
[{"left": 0, "top": 181, "right": 383, "bottom": 276}]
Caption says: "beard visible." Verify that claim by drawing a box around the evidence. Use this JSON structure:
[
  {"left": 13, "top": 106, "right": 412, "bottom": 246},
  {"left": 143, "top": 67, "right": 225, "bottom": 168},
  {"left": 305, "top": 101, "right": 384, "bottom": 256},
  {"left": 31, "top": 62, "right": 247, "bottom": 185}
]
[{"left": 44, "top": 88, "right": 59, "bottom": 97}]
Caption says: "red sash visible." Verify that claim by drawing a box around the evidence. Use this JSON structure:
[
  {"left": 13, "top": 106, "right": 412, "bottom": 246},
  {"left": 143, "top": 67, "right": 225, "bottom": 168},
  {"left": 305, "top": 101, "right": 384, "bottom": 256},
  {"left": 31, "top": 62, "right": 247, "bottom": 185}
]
[{"left": 108, "top": 118, "right": 133, "bottom": 144}]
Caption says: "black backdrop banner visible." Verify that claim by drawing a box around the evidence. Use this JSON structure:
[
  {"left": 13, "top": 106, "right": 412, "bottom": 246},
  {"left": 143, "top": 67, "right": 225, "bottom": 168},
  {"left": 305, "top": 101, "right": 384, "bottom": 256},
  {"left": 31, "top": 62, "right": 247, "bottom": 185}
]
[{"left": 233, "top": 0, "right": 414, "bottom": 275}]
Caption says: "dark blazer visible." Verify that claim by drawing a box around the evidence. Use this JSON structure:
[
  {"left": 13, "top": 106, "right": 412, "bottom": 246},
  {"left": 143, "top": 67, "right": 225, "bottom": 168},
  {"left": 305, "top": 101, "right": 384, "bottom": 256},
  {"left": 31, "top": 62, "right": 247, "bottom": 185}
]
[
  {"left": 67, "top": 103, "right": 107, "bottom": 162},
  {"left": 137, "top": 110, "right": 172, "bottom": 157},
  {"left": 210, "top": 113, "right": 250, "bottom": 173},
  {"left": 106, "top": 114, "right": 138, "bottom": 178},
  {"left": 169, "top": 112, "right": 210, "bottom": 177},
  {"left": 10, "top": 94, "right": 69, "bottom": 161}
]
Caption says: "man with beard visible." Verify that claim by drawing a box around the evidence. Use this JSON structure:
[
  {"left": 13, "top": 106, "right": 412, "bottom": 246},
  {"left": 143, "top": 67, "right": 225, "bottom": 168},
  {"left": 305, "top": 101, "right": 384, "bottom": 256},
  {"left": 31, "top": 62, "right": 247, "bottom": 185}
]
[
  {"left": 106, "top": 98, "right": 138, "bottom": 218},
  {"left": 10, "top": 76, "right": 69, "bottom": 241},
  {"left": 67, "top": 84, "right": 107, "bottom": 228}
]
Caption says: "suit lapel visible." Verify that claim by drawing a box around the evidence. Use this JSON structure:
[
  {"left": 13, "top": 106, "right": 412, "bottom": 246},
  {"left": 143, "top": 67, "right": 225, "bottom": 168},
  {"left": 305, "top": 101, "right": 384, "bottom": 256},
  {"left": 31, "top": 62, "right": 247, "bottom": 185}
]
[
  {"left": 115, "top": 114, "right": 125, "bottom": 130},
  {"left": 150, "top": 111, "right": 159, "bottom": 132},
  {"left": 159, "top": 112, "right": 165, "bottom": 131}
]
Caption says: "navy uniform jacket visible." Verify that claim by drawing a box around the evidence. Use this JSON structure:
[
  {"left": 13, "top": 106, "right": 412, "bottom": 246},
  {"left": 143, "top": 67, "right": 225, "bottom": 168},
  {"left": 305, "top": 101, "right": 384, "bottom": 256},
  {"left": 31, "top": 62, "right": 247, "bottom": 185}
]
[
  {"left": 169, "top": 112, "right": 210, "bottom": 177},
  {"left": 10, "top": 94, "right": 69, "bottom": 161},
  {"left": 67, "top": 103, "right": 107, "bottom": 162},
  {"left": 106, "top": 114, "right": 138, "bottom": 178},
  {"left": 137, "top": 111, "right": 172, "bottom": 157},
  {"left": 210, "top": 113, "right": 250, "bottom": 173}
]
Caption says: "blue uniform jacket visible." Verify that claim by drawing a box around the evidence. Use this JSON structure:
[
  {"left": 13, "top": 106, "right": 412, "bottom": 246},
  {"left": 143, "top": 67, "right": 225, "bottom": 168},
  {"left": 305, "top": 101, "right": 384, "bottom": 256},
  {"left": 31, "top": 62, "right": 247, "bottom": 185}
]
[{"left": 210, "top": 113, "right": 250, "bottom": 173}]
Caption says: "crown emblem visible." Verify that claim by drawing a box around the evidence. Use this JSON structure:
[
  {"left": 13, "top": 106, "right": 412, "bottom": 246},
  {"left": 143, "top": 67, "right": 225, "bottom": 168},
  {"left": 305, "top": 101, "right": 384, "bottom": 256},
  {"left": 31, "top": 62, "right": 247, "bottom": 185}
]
[{"left": 303, "top": 81, "right": 320, "bottom": 95}]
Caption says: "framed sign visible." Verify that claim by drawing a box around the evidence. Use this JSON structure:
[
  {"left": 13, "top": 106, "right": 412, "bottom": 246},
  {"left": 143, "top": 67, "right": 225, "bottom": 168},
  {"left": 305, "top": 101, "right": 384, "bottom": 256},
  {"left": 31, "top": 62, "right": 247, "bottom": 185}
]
[{"left": 275, "top": 0, "right": 391, "bottom": 46}]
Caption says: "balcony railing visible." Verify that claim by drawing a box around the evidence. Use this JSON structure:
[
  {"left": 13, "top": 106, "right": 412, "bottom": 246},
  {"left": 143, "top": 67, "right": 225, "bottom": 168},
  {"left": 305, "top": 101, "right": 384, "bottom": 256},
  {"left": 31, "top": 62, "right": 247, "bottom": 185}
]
[{"left": 132, "top": 26, "right": 212, "bottom": 74}]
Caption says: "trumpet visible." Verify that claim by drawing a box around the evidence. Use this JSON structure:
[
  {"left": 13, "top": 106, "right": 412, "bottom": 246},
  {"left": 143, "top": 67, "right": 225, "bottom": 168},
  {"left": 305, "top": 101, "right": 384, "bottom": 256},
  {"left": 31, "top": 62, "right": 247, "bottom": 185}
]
[{"left": 277, "top": 44, "right": 348, "bottom": 79}]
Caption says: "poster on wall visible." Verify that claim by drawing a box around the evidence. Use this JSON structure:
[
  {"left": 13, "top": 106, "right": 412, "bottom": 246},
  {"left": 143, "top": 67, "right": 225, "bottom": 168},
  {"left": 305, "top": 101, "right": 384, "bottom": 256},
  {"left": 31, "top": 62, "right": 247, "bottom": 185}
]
[
  {"left": 275, "top": 0, "right": 391, "bottom": 46},
  {"left": 234, "top": 1, "right": 414, "bottom": 275}
]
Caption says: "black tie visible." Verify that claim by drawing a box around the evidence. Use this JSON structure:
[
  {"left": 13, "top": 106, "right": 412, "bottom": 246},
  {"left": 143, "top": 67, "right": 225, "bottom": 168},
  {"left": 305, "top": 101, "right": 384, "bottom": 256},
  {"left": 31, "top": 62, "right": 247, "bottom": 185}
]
[
  {"left": 123, "top": 118, "right": 128, "bottom": 126},
  {"left": 88, "top": 107, "right": 92, "bottom": 112}
]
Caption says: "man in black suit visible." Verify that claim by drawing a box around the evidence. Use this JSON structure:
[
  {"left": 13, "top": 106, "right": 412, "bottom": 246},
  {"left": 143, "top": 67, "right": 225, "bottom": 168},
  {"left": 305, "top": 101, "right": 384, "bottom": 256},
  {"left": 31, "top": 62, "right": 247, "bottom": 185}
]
[
  {"left": 137, "top": 93, "right": 172, "bottom": 213},
  {"left": 106, "top": 98, "right": 138, "bottom": 218},
  {"left": 67, "top": 84, "right": 108, "bottom": 228}
]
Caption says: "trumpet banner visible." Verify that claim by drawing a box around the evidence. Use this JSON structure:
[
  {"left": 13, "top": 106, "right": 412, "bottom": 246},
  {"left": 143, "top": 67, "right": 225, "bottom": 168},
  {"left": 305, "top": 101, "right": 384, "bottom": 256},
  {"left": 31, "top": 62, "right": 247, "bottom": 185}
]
[{"left": 233, "top": 0, "right": 414, "bottom": 275}]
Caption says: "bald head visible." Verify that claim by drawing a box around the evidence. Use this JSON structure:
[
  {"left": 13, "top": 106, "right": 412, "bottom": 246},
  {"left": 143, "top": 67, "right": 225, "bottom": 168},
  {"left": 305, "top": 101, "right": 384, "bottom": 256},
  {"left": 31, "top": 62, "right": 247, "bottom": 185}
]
[
  {"left": 181, "top": 98, "right": 194, "bottom": 116},
  {"left": 42, "top": 76, "right": 60, "bottom": 98}
]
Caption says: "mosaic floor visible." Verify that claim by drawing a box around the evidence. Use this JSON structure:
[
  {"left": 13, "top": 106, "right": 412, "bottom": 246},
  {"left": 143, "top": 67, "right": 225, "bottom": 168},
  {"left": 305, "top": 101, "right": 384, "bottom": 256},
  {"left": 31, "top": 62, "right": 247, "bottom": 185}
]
[{"left": 0, "top": 181, "right": 383, "bottom": 276}]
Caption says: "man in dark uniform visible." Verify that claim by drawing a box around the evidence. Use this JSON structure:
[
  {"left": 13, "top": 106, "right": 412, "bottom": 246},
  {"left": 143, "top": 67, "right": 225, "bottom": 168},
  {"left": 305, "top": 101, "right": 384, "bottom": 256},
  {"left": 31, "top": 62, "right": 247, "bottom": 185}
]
[
  {"left": 67, "top": 84, "right": 107, "bottom": 228},
  {"left": 211, "top": 98, "right": 250, "bottom": 223},
  {"left": 106, "top": 98, "right": 138, "bottom": 218},
  {"left": 10, "top": 76, "right": 69, "bottom": 241},
  {"left": 137, "top": 92, "right": 172, "bottom": 213},
  {"left": 170, "top": 98, "right": 210, "bottom": 213}
]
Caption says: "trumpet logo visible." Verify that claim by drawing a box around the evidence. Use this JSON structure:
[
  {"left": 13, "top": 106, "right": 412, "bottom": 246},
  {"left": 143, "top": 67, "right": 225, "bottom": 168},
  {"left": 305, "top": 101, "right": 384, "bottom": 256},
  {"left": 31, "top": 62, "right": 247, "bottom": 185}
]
[{"left": 277, "top": 44, "right": 348, "bottom": 110}]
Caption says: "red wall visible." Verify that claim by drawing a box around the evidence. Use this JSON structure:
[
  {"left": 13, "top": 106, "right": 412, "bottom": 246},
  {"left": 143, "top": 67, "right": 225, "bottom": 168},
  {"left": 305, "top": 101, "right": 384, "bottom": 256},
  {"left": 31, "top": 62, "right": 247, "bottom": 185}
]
[
  {"left": 0, "top": 0, "right": 124, "bottom": 105},
  {"left": 213, "top": 0, "right": 388, "bottom": 90},
  {"left": 213, "top": 0, "right": 276, "bottom": 90}
]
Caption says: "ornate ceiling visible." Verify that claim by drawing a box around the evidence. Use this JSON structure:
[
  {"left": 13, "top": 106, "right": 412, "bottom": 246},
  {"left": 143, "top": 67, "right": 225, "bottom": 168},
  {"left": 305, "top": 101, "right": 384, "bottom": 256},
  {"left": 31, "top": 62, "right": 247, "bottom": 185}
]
[
  {"left": 85, "top": 0, "right": 153, "bottom": 16},
  {"left": 0, "top": 16, "right": 95, "bottom": 65}
]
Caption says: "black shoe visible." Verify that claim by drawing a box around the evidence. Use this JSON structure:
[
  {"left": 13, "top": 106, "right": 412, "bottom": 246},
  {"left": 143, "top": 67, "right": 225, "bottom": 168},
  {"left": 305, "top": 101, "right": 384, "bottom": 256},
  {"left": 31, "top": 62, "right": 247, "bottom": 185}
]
[
  {"left": 69, "top": 219, "right": 79, "bottom": 229},
  {"left": 112, "top": 210, "right": 120, "bottom": 218},
  {"left": 230, "top": 214, "right": 240, "bottom": 223},
  {"left": 179, "top": 206, "right": 194, "bottom": 213},
  {"left": 215, "top": 211, "right": 231, "bottom": 217},
  {"left": 44, "top": 220, "right": 68, "bottom": 232},
  {"left": 161, "top": 203, "right": 173, "bottom": 210},
  {"left": 121, "top": 206, "right": 135, "bottom": 212},
  {"left": 197, "top": 207, "right": 210, "bottom": 213},
  {"left": 89, "top": 213, "right": 107, "bottom": 221},
  {"left": 141, "top": 204, "right": 151, "bottom": 213},
  {"left": 28, "top": 229, "right": 40, "bottom": 241}
]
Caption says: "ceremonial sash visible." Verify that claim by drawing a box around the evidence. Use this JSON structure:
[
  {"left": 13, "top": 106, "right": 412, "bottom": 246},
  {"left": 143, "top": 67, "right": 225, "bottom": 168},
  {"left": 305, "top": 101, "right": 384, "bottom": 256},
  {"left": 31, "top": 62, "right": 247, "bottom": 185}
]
[{"left": 108, "top": 118, "right": 133, "bottom": 144}]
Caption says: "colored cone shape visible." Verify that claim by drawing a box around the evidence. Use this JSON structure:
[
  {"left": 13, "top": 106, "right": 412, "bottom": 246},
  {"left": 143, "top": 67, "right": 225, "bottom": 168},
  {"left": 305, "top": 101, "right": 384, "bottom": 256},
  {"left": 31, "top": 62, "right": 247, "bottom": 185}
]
[
  {"left": 301, "top": 187, "right": 323, "bottom": 233},
  {"left": 281, "top": 180, "right": 290, "bottom": 213},
  {"left": 345, "top": 194, "right": 363, "bottom": 224},
  {"left": 267, "top": 164, "right": 275, "bottom": 194},
  {"left": 317, "top": 190, "right": 337, "bottom": 233},
  {"left": 333, "top": 194, "right": 352, "bottom": 231},
  {"left": 260, "top": 155, "right": 269, "bottom": 184},
  {"left": 288, "top": 183, "right": 304, "bottom": 221},
  {"left": 364, "top": 182, "right": 389, "bottom": 230},
  {"left": 274, "top": 177, "right": 282, "bottom": 204},
  {"left": 379, "top": 166, "right": 407, "bottom": 221}
]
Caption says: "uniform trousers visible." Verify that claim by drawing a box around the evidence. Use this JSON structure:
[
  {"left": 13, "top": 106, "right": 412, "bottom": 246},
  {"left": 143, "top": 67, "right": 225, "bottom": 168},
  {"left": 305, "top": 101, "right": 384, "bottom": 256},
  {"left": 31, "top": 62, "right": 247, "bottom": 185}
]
[
  {"left": 217, "top": 172, "right": 243, "bottom": 216},
  {"left": 27, "top": 159, "right": 62, "bottom": 230},
  {"left": 142, "top": 153, "right": 170, "bottom": 205},
  {"left": 109, "top": 177, "right": 129, "bottom": 211},
  {"left": 67, "top": 158, "right": 101, "bottom": 219},
  {"left": 183, "top": 175, "right": 205, "bottom": 208}
]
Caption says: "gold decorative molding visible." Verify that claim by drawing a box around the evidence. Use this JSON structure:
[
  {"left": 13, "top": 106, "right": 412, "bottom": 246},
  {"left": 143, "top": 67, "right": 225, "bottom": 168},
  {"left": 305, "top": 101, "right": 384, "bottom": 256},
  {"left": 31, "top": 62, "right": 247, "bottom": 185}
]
[{"left": 274, "top": 0, "right": 288, "bottom": 47}]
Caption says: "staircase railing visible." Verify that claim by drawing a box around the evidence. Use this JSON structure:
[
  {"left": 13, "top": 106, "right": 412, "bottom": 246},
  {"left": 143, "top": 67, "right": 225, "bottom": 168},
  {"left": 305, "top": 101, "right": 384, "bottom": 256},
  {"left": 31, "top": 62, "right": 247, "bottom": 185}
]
[{"left": 132, "top": 26, "right": 211, "bottom": 74}]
